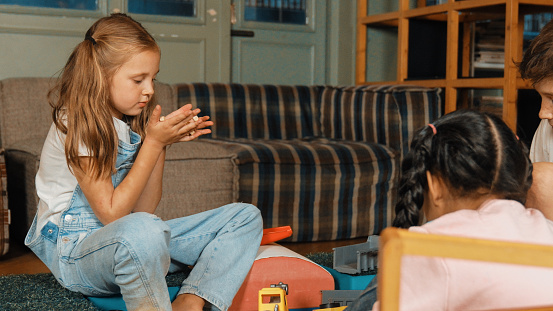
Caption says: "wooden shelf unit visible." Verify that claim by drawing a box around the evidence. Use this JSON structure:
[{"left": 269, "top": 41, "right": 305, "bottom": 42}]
[{"left": 356, "top": 0, "right": 553, "bottom": 131}]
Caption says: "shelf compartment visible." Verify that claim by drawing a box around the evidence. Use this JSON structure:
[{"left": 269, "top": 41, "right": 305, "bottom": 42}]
[
  {"left": 364, "top": 27, "right": 399, "bottom": 83},
  {"left": 407, "top": 18, "right": 448, "bottom": 80}
]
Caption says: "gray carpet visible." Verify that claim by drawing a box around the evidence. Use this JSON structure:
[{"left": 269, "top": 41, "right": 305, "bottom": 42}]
[{"left": 0, "top": 253, "right": 332, "bottom": 310}]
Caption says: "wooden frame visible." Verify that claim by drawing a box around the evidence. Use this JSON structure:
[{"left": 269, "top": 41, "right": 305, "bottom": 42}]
[{"left": 378, "top": 227, "right": 553, "bottom": 311}]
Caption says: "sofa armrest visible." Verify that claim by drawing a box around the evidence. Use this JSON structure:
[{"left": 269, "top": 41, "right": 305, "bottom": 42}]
[
  {"left": 390, "top": 86, "right": 442, "bottom": 159},
  {"left": 4, "top": 145, "right": 41, "bottom": 244}
]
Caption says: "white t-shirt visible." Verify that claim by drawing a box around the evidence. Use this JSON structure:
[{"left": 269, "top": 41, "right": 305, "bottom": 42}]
[
  {"left": 530, "top": 119, "right": 553, "bottom": 162},
  {"left": 34, "top": 118, "right": 132, "bottom": 231}
]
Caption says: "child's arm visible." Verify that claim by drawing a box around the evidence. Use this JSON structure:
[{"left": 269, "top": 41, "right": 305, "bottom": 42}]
[
  {"left": 130, "top": 145, "right": 166, "bottom": 214},
  {"left": 73, "top": 105, "right": 203, "bottom": 224},
  {"left": 132, "top": 104, "right": 213, "bottom": 213}
]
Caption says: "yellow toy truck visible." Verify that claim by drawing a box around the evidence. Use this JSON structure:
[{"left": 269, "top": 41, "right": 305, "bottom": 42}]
[{"left": 258, "top": 287, "right": 288, "bottom": 311}]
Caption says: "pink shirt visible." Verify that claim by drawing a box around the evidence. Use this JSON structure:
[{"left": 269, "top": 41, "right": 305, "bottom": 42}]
[{"left": 375, "top": 199, "right": 553, "bottom": 310}]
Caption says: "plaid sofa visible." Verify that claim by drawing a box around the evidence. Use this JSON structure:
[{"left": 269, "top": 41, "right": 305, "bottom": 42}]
[
  {"left": 176, "top": 83, "right": 442, "bottom": 241},
  {"left": 0, "top": 78, "right": 440, "bottom": 244}
]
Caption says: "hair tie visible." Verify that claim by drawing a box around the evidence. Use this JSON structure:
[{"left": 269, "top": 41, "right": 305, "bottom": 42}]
[
  {"left": 428, "top": 123, "right": 437, "bottom": 135},
  {"left": 85, "top": 35, "right": 97, "bottom": 45}
]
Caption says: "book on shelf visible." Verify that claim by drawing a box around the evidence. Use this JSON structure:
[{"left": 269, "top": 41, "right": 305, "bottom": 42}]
[
  {"left": 475, "top": 51, "right": 504, "bottom": 64},
  {"left": 473, "top": 61, "right": 504, "bottom": 70},
  {"left": 471, "top": 13, "right": 553, "bottom": 73},
  {"left": 472, "top": 19, "right": 505, "bottom": 73}
]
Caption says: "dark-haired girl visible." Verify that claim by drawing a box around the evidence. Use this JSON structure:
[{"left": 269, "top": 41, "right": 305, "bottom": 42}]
[{"left": 354, "top": 110, "right": 553, "bottom": 310}]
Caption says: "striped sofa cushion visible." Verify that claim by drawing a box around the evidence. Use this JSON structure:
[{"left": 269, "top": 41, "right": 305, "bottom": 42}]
[
  {"left": 320, "top": 85, "right": 442, "bottom": 160},
  {"left": 176, "top": 83, "right": 323, "bottom": 139},
  {"left": 205, "top": 138, "right": 399, "bottom": 242}
]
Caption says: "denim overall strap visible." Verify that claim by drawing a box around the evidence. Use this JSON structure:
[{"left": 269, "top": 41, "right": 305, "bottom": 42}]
[{"left": 25, "top": 130, "right": 142, "bottom": 285}]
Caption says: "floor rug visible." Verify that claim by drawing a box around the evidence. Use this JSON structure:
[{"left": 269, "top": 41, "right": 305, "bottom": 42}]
[{"left": 0, "top": 252, "right": 332, "bottom": 310}]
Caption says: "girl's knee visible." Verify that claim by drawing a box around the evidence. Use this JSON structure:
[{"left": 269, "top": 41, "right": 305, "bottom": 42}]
[
  {"left": 113, "top": 213, "right": 171, "bottom": 253},
  {"left": 236, "top": 204, "right": 263, "bottom": 243},
  {"left": 237, "top": 203, "right": 263, "bottom": 227}
]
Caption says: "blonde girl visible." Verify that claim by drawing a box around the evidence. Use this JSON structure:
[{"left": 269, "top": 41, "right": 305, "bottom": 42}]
[{"left": 25, "top": 13, "right": 262, "bottom": 311}]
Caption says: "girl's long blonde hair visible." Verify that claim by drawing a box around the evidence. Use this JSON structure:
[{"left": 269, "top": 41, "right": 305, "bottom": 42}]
[{"left": 50, "top": 13, "right": 159, "bottom": 180}]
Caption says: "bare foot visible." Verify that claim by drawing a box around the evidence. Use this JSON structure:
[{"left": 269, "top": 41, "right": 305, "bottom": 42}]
[{"left": 172, "top": 293, "right": 205, "bottom": 311}]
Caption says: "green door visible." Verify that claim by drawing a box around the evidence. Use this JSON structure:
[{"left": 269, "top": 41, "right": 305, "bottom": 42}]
[{"left": 231, "top": 0, "right": 327, "bottom": 85}]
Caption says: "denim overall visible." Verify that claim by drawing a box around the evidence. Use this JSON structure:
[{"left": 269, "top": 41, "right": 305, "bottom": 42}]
[{"left": 25, "top": 129, "right": 263, "bottom": 311}]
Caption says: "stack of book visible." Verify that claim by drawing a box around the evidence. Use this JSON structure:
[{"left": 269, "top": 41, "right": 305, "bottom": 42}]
[{"left": 474, "top": 20, "right": 505, "bottom": 71}]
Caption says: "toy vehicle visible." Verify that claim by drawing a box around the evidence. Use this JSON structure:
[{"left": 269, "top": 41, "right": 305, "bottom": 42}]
[{"left": 258, "top": 287, "right": 288, "bottom": 311}]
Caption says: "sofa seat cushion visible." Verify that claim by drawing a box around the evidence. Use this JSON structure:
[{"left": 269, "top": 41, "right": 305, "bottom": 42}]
[{"left": 205, "top": 138, "right": 399, "bottom": 242}]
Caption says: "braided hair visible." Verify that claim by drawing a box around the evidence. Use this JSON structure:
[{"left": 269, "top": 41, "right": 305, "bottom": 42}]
[{"left": 393, "top": 110, "right": 533, "bottom": 228}]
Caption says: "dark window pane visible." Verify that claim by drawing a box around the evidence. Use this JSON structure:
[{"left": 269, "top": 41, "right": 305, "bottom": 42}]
[
  {"left": 0, "top": 0, "right": 97, "bottom": 10},
  {"left": 524, "top": 12, "right": 553, "bottom": 40},
  {"left": 244, "top": 0, "right": 306, "bottom": 25},
  {"left": 128, "top": 0, "right": 196, "bottom": 17}
]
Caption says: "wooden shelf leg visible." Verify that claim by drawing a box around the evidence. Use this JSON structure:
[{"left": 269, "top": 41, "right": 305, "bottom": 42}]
[
  {"left": 356, "top": 0, "right": 368, "bottom": 85},
  {"left": 445, "top": 6, "right": 460, "bottom": 113},
  {"left": 504, "top": 0, "right": 522, "bottom": 132}
]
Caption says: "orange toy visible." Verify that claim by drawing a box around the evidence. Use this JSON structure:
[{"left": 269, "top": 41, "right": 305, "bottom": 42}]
[
  {"left": 260, "top": 226, "right": 293, "bottom": 245},
  {"left": 229, "top": 244, "right": 335, "bottom": 311}
]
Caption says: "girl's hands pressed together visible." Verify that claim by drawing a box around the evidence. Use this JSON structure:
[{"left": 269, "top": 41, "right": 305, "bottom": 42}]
[
  {"left": 145, "top": 104, "right": 213, "bottom": 148},
  {"left": 157, "top": 103, "right": 213, "bottom": 142}
]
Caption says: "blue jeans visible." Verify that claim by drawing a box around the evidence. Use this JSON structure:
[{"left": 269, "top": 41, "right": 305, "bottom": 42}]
[
  {"left": 27, "top": 203, "right": 262, "bottom": 311},
  {"left": 26, "top": 130, "right": 263, "bottom": 311}
]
